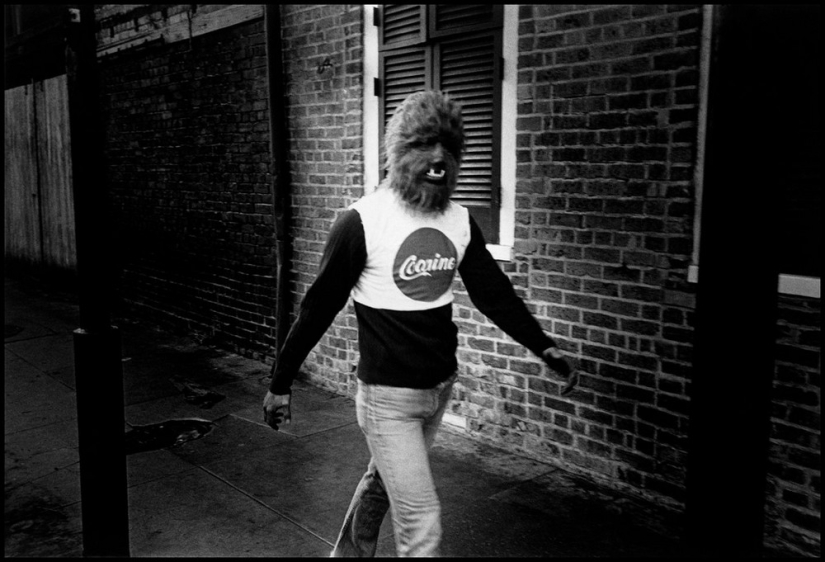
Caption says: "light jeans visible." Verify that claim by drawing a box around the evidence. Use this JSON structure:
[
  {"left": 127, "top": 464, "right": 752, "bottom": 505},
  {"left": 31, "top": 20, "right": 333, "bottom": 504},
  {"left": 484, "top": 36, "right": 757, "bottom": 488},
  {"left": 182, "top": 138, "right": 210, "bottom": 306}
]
[{"left": 332, "top": 373, "right": 457, "bottom": 557}]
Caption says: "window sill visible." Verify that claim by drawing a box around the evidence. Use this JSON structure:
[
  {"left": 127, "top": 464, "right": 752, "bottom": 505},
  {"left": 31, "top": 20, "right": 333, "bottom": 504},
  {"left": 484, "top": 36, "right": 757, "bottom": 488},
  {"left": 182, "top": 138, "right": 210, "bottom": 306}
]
[
  {"left": 778, "top": 274, "right": 821, "bottom": 299},
  {"left": 486, "top": 244, "right": 512, "bottom": 262}
]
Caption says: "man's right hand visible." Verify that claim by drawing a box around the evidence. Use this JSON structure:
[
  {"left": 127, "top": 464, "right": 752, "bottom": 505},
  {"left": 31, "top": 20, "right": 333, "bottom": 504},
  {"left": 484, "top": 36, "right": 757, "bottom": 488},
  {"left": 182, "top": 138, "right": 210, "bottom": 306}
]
[{"left": 263, "top": 391, "right": 292, "bottom": 430}]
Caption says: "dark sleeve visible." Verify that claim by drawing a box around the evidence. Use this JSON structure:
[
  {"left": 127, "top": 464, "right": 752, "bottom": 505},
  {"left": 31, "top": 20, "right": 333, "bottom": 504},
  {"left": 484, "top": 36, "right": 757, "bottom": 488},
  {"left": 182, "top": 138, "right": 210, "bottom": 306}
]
[
  {"left": 269, "top": 209, "right": 366, "bottom": 394},
  {"left": 458, "top": 216, "right": 557, "bottom": 358}
]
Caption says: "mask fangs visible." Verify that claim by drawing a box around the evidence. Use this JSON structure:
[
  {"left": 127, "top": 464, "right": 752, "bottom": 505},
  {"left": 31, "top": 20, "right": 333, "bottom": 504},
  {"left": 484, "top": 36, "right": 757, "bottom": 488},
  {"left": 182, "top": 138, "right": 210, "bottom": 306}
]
[{"left": 426, "top": 168, "right": 446, "bottom": 181}]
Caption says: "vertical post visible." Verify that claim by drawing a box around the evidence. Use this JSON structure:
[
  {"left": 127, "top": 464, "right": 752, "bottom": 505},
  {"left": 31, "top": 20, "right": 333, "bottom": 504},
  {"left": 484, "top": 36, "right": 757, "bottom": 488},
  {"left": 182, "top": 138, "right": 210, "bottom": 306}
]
[
  {"left": 65, "top": 5, "right": 130, "bottom": 557},
  {"left": 265, "top": 5, "right": 292, "bottom": 355},
  {"left": 685, "top": 4, "right": 779, "bottom": 557}
]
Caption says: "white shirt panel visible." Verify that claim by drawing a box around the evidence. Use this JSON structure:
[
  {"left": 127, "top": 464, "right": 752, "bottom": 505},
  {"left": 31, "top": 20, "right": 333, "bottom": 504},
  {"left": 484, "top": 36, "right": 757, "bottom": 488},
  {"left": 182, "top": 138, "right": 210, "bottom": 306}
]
[{"left": 350, "top": 188, "right": 471, "bottom": 311}]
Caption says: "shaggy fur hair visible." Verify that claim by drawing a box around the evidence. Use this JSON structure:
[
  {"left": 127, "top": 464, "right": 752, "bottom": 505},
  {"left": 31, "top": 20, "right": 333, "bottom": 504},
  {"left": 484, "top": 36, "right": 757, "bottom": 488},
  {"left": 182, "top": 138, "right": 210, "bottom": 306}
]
[{"left": 383, "top": 90, "right": 465, "bottom": 213}]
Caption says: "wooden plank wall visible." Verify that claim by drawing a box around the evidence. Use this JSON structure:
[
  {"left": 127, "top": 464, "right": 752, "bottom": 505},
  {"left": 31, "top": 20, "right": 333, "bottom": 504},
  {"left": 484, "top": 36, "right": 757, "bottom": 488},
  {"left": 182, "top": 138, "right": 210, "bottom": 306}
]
[
  {"left": 4, "top": 83, "right": 41, "bottom": 264},
  {"left": 37, "top": 75, "right": 76, "bottom": 270},
  {"left": 4, "top": 75, "right": 76, "bottom": 270}
]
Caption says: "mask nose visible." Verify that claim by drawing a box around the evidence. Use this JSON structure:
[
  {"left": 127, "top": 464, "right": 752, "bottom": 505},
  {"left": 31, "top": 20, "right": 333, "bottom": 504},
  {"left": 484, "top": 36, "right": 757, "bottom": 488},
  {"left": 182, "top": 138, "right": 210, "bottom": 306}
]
[{"left": 430, "top": 142, "right": 445, "bottom": 163}]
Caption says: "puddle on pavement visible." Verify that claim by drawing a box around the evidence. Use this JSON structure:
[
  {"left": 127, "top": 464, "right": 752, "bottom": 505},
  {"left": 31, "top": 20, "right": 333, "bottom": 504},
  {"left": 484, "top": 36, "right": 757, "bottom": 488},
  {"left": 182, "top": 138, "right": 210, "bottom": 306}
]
[{"left": 124, "top": 418, "right": 216, "bottom": 455}]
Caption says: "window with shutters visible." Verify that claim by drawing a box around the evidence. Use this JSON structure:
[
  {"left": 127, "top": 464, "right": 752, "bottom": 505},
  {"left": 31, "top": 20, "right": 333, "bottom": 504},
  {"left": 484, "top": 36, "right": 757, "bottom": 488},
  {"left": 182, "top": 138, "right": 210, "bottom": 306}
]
[{"left": 374, "top": 5, "right": 504, "bottom": 243}]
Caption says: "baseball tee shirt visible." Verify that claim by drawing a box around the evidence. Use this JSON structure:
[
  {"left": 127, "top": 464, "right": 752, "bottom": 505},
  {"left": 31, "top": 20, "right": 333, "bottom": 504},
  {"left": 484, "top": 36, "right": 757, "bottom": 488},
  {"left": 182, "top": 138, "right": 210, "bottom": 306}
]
[{"left": 269, "top": 187, "right": 556, "bottom": 393}]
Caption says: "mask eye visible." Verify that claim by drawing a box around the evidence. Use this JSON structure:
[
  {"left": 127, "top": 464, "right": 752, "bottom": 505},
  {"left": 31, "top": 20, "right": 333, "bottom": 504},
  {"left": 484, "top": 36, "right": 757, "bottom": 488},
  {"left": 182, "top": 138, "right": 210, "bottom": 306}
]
[{"left": 442, "top": 141, "right": 461, "bottom": 159}]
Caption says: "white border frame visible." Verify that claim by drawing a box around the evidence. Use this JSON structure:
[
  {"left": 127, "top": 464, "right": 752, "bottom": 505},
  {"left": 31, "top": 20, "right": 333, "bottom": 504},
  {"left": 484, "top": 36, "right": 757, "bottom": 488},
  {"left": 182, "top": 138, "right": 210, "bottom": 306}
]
[
  {"left": 689, "top": 5, "right": 713, "bottom": 282},
  {"left": 363, "top": 5, "right": 380, "bottom": 195},
  {"left": 485, "top": 4, "right": 519, "bottom": 262}
]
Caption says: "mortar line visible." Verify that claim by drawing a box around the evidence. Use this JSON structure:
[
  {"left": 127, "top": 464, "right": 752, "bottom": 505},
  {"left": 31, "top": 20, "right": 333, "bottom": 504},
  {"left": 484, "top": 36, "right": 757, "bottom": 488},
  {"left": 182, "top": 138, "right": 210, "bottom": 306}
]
[{"left": 197, "top": 465, "right": 334, "bottom": 547}]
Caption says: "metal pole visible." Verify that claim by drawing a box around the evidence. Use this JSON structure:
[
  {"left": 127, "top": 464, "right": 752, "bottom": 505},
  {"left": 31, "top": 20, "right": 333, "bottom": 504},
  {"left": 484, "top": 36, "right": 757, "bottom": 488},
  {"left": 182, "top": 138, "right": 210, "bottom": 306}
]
[
  {"left": 65, "top": 5, "right": 130, "bottom": 557},
  {"left": 685, "top": 4, "right": 779, "bottom": 557}
]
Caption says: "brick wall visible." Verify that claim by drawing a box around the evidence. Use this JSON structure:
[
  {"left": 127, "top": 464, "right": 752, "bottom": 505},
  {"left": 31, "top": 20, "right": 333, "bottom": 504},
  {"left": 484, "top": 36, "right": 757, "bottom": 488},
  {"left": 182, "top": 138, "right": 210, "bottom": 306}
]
[
  {"left": 764, "top": 294, "right": 821, "bottom": 557},
  {"left": 440, "top": 4, "right": 702, "bottom": 509},
  {"left": 278, "top": 5, "right": 365, "bottom": 393},
  {"left": 96, "top": 6, "right": 278, "bottom": 359}
]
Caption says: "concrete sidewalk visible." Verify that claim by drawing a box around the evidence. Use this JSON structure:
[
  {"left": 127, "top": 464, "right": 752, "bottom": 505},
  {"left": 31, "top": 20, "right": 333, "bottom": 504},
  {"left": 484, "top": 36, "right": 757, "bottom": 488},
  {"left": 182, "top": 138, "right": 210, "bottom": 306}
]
[{"left": 5, "top": 273, "right": 685, "bottom": 557}]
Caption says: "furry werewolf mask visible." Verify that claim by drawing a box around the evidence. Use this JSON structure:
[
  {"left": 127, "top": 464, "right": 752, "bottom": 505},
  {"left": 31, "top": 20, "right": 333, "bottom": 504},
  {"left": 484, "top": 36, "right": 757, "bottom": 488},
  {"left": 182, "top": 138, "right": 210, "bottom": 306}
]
[{"left": 383, "top": 90, "right": 465, "bottom": 213}]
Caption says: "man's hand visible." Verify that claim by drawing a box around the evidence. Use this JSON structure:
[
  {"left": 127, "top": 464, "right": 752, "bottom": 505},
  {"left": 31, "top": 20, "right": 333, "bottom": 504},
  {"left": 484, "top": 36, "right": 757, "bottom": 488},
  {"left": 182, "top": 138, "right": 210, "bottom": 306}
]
[
  {"left": 542, "top": 347, "right": 579, "bottom": 396},
  {"left": 263, "top": 391, "right": 292, "bottom": 430}
]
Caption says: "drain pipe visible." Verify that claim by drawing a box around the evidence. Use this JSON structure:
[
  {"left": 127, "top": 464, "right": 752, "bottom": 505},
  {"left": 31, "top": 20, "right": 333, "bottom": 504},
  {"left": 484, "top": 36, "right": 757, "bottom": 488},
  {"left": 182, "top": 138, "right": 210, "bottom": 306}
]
[{"left": 264, "top": 5, "right": 293, "bottom": 357}]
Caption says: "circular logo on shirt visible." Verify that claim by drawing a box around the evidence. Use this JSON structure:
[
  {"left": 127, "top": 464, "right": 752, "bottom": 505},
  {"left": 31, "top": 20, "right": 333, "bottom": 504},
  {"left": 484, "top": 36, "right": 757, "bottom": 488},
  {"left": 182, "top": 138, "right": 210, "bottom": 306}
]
[{"left": 393, "top": 228, "right": 458, "bottom": 302}]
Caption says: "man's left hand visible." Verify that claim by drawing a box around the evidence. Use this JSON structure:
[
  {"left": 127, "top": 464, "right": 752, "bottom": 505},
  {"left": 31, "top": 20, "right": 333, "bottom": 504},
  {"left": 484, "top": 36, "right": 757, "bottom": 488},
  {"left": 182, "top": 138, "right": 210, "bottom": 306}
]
[{"left": 542, "top": 347, "right": 579, "bottom": 396}]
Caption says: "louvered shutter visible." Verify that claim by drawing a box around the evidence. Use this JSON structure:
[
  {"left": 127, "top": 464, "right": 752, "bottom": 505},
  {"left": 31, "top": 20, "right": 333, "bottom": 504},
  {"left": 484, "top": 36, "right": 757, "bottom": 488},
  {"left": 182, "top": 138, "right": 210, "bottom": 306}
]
[
  {"left": 430, "top": 4, "right": 502, "bottom": 35},
  {"left": 378, "top": 5, "right": 502, "bottom": 242},
  {"left": 435, "top": 32, "right": 501, "bottom": 239},
  {"left": 380, "top": 5, "right": 425, "bottom": 48},
  {"left": 379, "top": 46, "right": 430, "bottom": 170}
]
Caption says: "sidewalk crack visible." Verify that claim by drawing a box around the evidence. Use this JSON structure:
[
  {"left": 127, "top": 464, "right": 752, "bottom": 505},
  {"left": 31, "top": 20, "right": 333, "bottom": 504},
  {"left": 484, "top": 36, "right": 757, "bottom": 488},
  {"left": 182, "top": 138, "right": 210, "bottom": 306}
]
[{"left": 197, "top": 465, "right": 334, "bottom": 547}]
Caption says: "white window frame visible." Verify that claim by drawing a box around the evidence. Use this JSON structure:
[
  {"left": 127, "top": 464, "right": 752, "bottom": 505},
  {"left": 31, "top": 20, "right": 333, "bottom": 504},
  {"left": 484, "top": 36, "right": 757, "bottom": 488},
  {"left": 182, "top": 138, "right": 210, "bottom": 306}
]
[
  {"left": 363, "top": 4, "right": 518, "bottom": 262},
  {"left": 689, "top": 5, "right": 819, "bottom": 299}
]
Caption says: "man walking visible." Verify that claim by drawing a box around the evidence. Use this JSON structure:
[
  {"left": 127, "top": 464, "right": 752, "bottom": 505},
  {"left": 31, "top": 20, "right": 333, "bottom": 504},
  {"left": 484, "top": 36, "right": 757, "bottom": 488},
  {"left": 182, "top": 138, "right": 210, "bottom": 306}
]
[{"left": 263, "top": 90, "right": 576, "bottom": 557}]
